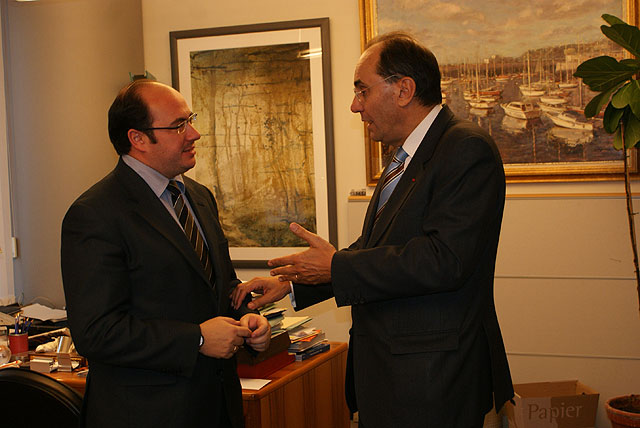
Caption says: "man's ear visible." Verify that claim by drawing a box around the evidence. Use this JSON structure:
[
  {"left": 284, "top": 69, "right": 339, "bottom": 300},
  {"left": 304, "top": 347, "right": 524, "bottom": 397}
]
[
  {"left": 128, "top": 129, "right": 147, "bottom": 151},
  {"left": 397, "top": 77, "right": 416, "bottom": 107}
]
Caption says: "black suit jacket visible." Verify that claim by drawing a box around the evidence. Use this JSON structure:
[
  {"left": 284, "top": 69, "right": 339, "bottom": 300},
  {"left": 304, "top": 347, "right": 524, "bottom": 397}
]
[
  {"left": 294, "top": 105, "right": 513, "bottom": 428},
  {"left": 61, "top": 159, "right": 254, "bottom": 428}
]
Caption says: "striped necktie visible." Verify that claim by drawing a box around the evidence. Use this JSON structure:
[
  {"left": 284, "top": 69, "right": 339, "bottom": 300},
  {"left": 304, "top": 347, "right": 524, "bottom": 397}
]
[
  {"left": 375, "top": 147, "right": 409, "bottom": 221},
  {"left": 167, "top": 180, "right": 214, "bottom": 284}
]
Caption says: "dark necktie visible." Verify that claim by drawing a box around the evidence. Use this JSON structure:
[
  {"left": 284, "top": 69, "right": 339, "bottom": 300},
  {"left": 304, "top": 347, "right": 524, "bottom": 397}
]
[
  {"left": 167, "top": 180, "right": 214, "bottom": 284},
  {"left": 375, "top": 146, "right": 409, "bottom": 221}
]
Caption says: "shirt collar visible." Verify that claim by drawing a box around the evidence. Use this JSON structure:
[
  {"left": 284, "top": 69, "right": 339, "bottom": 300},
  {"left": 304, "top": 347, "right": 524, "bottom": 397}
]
[
  {"left": 122, "top": 154, "right": 185, "bottom": 196},
  {"left": 401, "top": 104, "right": 443, "bottom": 159}
]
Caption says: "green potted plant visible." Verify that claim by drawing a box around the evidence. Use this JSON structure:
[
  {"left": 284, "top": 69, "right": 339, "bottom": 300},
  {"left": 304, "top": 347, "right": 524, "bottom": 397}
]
[{"left": 573, "top": 13, "right": 640, "bottom": 427}]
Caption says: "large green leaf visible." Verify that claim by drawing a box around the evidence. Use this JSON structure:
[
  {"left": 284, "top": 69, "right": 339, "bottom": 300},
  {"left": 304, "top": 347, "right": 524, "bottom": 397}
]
[
  {"left": 613, "top": 127, "right": 623, "bottom": 149},
  {"left": 602, "top": 23, "right": 640, "bottom": 59},
  {"left": 602, "top": 13, "right": 626, "bottom": 25},
  {"left": 624, "top": 113, "right": 640, "bottom": 148},
  {"left": 574, "top": 56, "right": 638, "bottom": 91},
  {"left": 611, "top": 81, "right": 636, "bottom": 108},
  {"left": 621, "top": 58, "right": 640, "bottom": 68},
  {"left": 603, "top": 103, "right": 624, "bottom": 133},
  {"left": 629, "top": 80, "right": 640, "bottom": 118},
  {"left": 583, "top": 82, "right": 625, "bottom": 118},
  {"left": 602, "top": 13, "right": 626, "bottom": 26}
]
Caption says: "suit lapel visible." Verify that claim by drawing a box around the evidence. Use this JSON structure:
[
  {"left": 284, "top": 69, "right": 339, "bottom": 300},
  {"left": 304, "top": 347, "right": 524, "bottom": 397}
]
[
  {"left": 365, "top": 105, "right": 455, "bottom": 247},
  {"left": 114, "top": 160, "right": 212, "bottom": 286}
]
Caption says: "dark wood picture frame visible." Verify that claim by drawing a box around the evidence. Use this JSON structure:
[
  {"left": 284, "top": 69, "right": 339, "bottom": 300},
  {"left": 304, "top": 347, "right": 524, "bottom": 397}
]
[{"left": 170, "top": 18, "right": 336, "bottom": 268}]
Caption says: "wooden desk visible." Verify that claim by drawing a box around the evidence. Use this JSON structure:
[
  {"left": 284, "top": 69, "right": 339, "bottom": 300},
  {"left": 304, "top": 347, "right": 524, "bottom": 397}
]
[
  {"left": 51, "top": 342, "right": 350, "bottom": 428},
  {"left": 242, "top": 342, "right": 349, "bottom": 428}
]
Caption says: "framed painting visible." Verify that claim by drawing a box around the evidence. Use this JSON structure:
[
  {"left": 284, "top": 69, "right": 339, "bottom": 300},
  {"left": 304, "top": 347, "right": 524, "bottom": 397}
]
[
  {"left": 170, "top": 18, "right": 336, "bottom": 268},
  {"left": 359, "top": 0, "right": 639, "bottom": 184}
]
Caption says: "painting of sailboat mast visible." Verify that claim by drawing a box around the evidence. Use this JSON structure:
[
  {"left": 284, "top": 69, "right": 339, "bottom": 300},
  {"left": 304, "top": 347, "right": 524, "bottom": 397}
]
[{"left": 377, "top": 0, "right": 625, "bottom": 171}]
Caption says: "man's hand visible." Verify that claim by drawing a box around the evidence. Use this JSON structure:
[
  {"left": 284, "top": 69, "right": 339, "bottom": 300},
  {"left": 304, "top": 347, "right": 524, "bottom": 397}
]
[
  {"left": 231, "top": 276, "right": 292, "bottom": 310},
  {"left": 199, "top": 317, "right": 251, "bottom": 359},
  {"left": 240, "top": 313, "right": 271, "bottom": 352},
  {"left": 268, "top": 222, "right": 336, "bottom": 284}
]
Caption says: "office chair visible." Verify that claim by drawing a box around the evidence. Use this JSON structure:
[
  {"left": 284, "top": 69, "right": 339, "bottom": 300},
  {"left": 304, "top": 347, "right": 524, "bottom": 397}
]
[{"left": 0, "top": 367, "right": 83, "bottom": 425}]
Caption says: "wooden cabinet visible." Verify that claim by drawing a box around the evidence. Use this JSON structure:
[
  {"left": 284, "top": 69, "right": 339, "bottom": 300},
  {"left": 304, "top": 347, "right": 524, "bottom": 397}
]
[{"left": 242, "top": 342, "right": 350, "bottom": 428}]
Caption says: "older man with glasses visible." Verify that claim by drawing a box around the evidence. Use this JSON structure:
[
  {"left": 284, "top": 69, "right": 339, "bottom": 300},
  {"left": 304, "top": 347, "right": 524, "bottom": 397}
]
[{"left": 234, "top": 32, "right": 513, "bottom": 428}]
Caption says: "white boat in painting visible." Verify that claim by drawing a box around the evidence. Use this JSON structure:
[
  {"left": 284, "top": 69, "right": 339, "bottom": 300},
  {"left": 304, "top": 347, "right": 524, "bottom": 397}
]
[
  {"left": 558, "top": 82, "right": 578, "bottom": 89},
  {"left": 547, "top": 110, "right": 593, "bottom": 131},
  {"left": 469, "top": 98, "right": 497, "bottom": 109},
  {"left": 441, "top": 77, "right": 455, "bottom": 88},
  {"left": 519, "top": 86, "right": 545, "bottom": 97},
  {"left": 500, "top": 101, "right": 541, "bottom": 119},
  {"left": 464, "top": 91, "right": 499, "bottom": 102},
  {"left": 539, "top": 102, "right": 566, "bottom": 115},
  {"left": 467, "top": 63, "right": 497, "bottom": 109},
  {"left": 519, "top": 51, "right": 545, "bottom": 97},
  {"left": 540, "top": 95, "right": 568, "bottom": 105}
]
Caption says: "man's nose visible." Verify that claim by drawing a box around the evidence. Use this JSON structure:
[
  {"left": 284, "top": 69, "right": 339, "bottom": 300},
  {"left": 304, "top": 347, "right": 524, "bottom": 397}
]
[
  {"left": 187, "top": 122, "right": 201, "bottom": 140},
  {"left": 351, "top": 95, "right": 363, "bottom": 113}
]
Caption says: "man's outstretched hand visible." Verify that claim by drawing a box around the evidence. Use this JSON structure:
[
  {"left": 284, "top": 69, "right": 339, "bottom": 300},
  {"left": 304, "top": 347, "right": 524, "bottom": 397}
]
[{"left": 268, "top": 222, "right": 335, "bottom": 284}]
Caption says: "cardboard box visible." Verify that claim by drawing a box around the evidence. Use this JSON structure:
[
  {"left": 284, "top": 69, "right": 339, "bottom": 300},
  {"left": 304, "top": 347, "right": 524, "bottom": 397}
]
[{"left": 506, "top": 380, "right": 599, "bottom": 428}]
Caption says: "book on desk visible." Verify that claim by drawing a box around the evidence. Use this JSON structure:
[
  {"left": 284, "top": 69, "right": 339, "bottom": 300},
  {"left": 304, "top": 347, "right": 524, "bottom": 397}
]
[{"left": 236, "top": 331, "right": 295, "bottom": 378}]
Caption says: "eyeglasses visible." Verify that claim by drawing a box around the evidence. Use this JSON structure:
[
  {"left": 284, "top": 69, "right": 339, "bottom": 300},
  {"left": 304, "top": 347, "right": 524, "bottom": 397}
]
[
  {"left": 353, "top": 75, "right": 398, "bottom": 103},
  {"left": 143, "top": 112, "right": 197, "bottom": 134}
]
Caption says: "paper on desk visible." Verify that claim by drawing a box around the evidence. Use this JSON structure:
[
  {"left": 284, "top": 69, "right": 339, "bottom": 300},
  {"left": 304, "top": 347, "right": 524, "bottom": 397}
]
[
  {"left": 240, "top": 378, "right": 271, "bottom": 390},
  {"left": 21, "top": 303, "right": 67, "bottom": 321},
  {"left": 280, "top": 316, "right": 311, "bottom": 331}
]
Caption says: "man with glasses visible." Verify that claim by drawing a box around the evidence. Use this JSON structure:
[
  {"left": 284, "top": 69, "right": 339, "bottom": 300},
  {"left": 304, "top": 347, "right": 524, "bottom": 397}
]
[
  {"left": 61, "top": 79, "right": 270, "bottom": 428},
  {"left": 234, "top": 32, "right": 513, "bottom": 428}
]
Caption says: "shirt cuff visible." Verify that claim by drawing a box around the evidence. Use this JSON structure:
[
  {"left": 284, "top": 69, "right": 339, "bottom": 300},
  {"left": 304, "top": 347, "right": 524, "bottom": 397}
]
[{"left": 288, "top": 281, "right": 297, "bottom": 309}]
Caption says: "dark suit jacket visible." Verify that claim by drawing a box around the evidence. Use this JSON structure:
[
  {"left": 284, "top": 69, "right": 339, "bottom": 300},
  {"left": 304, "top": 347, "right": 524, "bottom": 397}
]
[
  {"left": 294, "top": 105, "right": 513, "bottom": 428},
  {"left": 61, "top": 159, "right": 254, "bottom": 428}
]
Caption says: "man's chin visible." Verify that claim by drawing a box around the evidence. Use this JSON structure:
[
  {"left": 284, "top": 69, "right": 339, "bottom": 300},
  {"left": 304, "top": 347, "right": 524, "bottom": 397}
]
[{"left": 366, "top": 126, "right": 380, "bottom": 141}]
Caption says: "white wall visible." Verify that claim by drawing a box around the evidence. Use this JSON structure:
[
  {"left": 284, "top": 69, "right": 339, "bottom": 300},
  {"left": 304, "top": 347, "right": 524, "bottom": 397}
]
[
  {"left": 4, "top": 0, "right": 144, "bottom": 306},
  {"left": 0, "top": 1, "right": 14, "bottom": 304}
]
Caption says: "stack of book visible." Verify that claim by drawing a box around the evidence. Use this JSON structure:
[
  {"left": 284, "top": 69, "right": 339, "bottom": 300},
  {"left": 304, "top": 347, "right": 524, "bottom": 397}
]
[
  {"left": 294, "top": 341, "right": 330, "bottom": 361},
  {"left": 287, "top": 326, "right": 330, "bottom": 361},
  {"left": 259, "top": 303, "right": 287, "bottom": 334},
  {"left": 280, "top": 316, "right": 312, "bottom": 331}
]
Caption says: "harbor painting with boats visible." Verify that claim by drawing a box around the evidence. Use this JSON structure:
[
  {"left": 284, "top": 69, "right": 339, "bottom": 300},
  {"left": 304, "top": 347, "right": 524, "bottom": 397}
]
[{"left": 376, "top": 0, "right": 625, "bottom": 175}]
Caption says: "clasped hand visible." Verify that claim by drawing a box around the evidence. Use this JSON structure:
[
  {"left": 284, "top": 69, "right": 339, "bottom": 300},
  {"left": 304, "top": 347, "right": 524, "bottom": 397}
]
[{"left": 199, "top": 313, "right": 270, "bottom": 359}]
